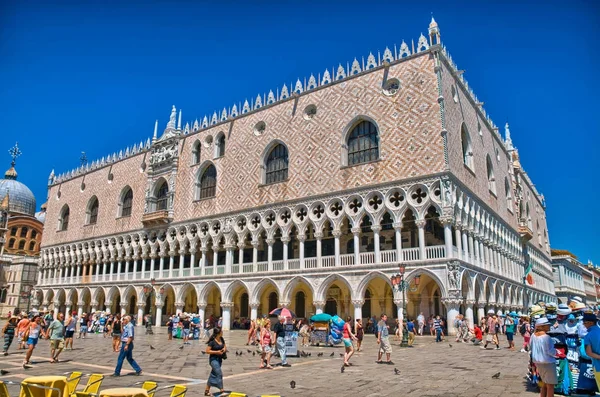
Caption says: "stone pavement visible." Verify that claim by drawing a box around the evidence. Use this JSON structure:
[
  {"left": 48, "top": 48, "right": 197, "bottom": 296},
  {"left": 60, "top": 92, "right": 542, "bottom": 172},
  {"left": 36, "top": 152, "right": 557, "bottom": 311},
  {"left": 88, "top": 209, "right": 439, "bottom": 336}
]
[{"left": 0, "top": 326, "right": 540, "bottom": 397}]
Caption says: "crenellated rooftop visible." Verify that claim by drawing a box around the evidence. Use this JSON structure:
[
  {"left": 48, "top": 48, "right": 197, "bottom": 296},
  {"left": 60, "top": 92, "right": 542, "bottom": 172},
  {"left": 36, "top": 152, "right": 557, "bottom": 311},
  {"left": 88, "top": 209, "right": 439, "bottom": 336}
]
[{"left": 50, "top": 18, "right": 511, "bottom": 188}]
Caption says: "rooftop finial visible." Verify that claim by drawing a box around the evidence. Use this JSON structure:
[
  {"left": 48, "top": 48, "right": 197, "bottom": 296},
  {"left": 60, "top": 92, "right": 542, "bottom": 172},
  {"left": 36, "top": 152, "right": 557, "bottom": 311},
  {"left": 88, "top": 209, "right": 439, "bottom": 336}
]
[
  {"left": 177, "top": 109, "right": 182, "bottom": 130},
  {"left": 505, "top": 122, "right": 513, "bottom": 150},
  {"left": 153, "top": 120, "right": 158, "bottom": 140},
  {"left": 428, "top": 14, "right": 440, "bottom": 45},
  {"left": 80, "top": 152, "right": 88, "bottom": 167},
  {"left": 167, "top": 105, "right": 176, "bottom": 130},
  {"left": 8, "top": 142, "right": 21, "bottom": 168}
]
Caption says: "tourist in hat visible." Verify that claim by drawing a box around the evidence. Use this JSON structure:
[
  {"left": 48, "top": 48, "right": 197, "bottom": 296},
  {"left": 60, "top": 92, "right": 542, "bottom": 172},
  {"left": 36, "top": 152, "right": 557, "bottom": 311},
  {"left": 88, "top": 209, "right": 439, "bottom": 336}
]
[
  {"left": 530, "top": 317, "right": 557, "bottom": 397},
  {"left": 505, "top": 312, "right": 516, "bottom": 350},
  {"left": 583, "top": 312, "right": 600, "bottom": 390},
  {"left": 2, "top": 315, "right": 19, "bottom": 355}
]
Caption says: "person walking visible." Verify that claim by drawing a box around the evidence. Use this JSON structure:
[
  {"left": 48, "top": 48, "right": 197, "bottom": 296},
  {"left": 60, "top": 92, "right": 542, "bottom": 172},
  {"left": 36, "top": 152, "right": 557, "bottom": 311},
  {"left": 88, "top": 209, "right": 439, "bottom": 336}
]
[
  {"left": 78, "top": 313, "right": 88, "bottom": 339},
  {"left": 110, "top": 314, "right": 122, "bottom": 352},
  {"left": 166, "top": 316, "right": 174, "bottom": 340},
  {"left": 112, "top": 316, "right": 142, "bottom": 377},
  {"left": 42, "top": 311, "right": 53, "bottom": 337},
  {"left": 342, "top": 316, "right": 358, "bottom": 367},
  {"left": 246, "top": 319, "right": 256, "bottom": 346},
  {"left": 482, "top": 313, "right": 500, "bottom": 350},
  {"left": 16, "top": 315, "right": 30, "bottom": 350},
  {"left": 23, "top": 315, "right": 42, "bottom": 367},
  {"left": 530, "top": 317, "right": 556, "bottom": 397},
  {"left": 434, "top": 315, "right": 443, "bottom": 342},
  {"left": 376, "top": 314, "right": 394, "bottom": 365},
  {"left": 204, "top": 327, "right": 227, "bottom": 396},
  {"left": 299, "top": 321, "right": 310, "bottom": 347},
  {"left": 2, "top": 315, "right": 18, "bottom": 355},
  {"left": 64, "top": 312, "right": 77, "bottom": 350},
  {"left": 182, "top": 315, "right": 191, "bottom": 345},
  {"left": 46, "top": 312, "right": 65, "bottom": 363},
  {"left": 406, "top": 318, "right": 416, "bottom": 346},
  {"left": 429, "top": 315, "right": 435, "bottom": 337},
  {"left": 417, "top": 312, "right": 425, "bottom": 336},
  {"left": 259, "top": 319, "right": 273, "bottom": 369},
  {"left": 355, "top": 319, "right": 364, "bottom": 351},
  {"left": 273, "top": 316, "right": 290, "bottom": 367},
  {"left": 505, "top": 313, "right": 516, "bottom": 350}
]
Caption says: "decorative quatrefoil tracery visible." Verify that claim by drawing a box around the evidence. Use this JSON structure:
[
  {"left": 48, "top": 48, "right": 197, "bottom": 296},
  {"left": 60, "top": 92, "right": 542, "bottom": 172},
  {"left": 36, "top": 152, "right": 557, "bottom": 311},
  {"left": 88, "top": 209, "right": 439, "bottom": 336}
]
[
  {"left": 368, "top": 195, "right": 383, "bottom": 210},
  {"left": 296, "top": 208, "right": 307, "bottom": 222},
  {"left": 251, "top": 216, "right": 261, "bottom": 228},
  {"left": 265, "top": 213, "right": 275, "bottom": 226},
  {"left": 389, "top": 192, "right": 405, "bottom": 207},
  {"left": 237, "top": 218, "right": 247, "bottom": 230},
  {"left": 330, "top": 202, "right": 343, "bottom": 216},
  {"left": 349, "top": 198, "right": 362, "bottom": 214},
  {"left": 212, "top": 222, "right": 221, "bottom": 234},
  {"left": 201, "top": 224, "right": 209, "bottom": 236},
  {"left": 411, "top": 188, "right": 427, "bottom": 204},
  {"left": 313, "top": 205, "right": 324, "bottom": 219},
  {"left": 280, "top": 211, "right": 291, "bottom": 224}
]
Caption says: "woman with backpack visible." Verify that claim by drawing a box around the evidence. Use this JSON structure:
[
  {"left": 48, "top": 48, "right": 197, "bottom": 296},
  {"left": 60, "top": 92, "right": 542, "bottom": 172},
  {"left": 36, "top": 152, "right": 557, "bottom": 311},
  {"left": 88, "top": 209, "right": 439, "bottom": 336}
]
[{"left": 520, "top": 316, "right": 531, "bottom": 352}]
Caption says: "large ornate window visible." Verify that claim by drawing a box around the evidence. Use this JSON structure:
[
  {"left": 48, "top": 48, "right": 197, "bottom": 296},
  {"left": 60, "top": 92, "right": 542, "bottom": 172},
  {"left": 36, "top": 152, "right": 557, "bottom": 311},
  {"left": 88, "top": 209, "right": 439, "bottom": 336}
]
[
  {"left": 461, "top": 124, "right": 474, "bottom": 170},
  {"left": 59, "top": 205, "right": 70, "bottom": 231},
  {"left": 86, "top": 196, "right": 99, "bottom": 225},
  {"left": 120, "top": 187, "right": 133, "bottom": 217},
  {"left": 347, "top": 120, "right": 379, "bottom": 166},
  {"left": 156, "top": 181, "right": 169, "bottom": 211},
  {"left": 198, "top": 165, "right": 217, "bottom": 199},
  {"left": 192, "top": 140, "right": 201, "bottom": 165},
  {"left": 265, "top": 143, "right": 289, "bottom": 184},
  {"left": 486, "top": 155, "right": 496, "bottom": 194}
]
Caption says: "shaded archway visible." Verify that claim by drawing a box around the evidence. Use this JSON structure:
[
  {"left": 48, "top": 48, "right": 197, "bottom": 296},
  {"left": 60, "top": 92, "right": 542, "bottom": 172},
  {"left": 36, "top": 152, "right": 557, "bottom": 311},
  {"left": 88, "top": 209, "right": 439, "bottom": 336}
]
[
  {"left": 200, "top": 282, "right": 222, "bottom": 321},
  {"left": 179, "top": 283, "right": 198, "bottom": 314},
  {"left": 282, "top": 276, "right": 314, "bottom": 320}
]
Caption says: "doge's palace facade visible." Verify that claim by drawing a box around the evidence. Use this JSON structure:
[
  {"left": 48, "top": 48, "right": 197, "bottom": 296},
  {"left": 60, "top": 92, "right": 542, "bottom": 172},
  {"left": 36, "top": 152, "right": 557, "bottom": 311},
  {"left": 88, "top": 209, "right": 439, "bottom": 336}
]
[{"left": 36, "top": 19, "right": 554, "bottom": 333}]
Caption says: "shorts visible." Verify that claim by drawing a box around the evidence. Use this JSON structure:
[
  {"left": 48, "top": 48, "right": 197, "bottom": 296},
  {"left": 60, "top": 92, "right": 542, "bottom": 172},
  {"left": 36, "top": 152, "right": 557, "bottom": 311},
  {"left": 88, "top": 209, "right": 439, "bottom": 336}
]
[
  {"left": 262, "top": 345, "right": 272, "bottom": 354},
  {"left": 80, "top": 326, "right": 88, "bottom": 333},
  {"left": 343, "top": 338, "right": 353, "bottom": 348},
  {"left": 379, "top": 337, "right": 392, "bottom": 354},
  {"left": 112, "top": 333, "right": 121, "bottom": 339},
  {"left": 506, "top": 332, "right": 514, "bottom": 341},
  {"left": 183, "top": 329, "right": 190, "bottom": 337},
  {"left": 26, "top": 338, "right": 38, "bottom": 346},
  {"left": 485, "top": 334, "right": 494, "bottom": 342},
  {"left": 50, "top": 339, "right": 64, "bottom": 350},
  {"left": 535, "top": 362, "right": 558, "bottom": 385},
  {"left": 18, "top": 332, "right": 26, "bottom": 341},
  {"left": 65, "top": 330, "right": 75, "bottom": 338}
]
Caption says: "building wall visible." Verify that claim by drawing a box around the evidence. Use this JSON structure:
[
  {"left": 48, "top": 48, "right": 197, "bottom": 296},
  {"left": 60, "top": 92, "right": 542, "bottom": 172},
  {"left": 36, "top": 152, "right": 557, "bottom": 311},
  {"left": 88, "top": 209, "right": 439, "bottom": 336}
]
[
  {"left": 440, "top": 60, "right": 515, "bottom": 228},
  {"left": 4, "top": 216, "right": 43, "bottom": 255},
  {"left": 41, "top": 52, "right": 446, "bottom": 248}
]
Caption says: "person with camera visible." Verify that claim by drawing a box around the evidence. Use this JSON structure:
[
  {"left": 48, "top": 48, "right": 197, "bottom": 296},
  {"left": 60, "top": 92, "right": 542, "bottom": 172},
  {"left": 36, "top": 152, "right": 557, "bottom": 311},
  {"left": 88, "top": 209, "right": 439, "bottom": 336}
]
[{"left": 205, "top": 327, "right": 227, "bottom": 396}]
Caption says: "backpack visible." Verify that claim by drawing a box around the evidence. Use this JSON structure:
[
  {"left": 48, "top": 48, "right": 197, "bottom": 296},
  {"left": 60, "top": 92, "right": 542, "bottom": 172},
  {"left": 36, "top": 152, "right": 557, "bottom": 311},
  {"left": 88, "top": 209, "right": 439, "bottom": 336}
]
[{"left": 519, "top": 322, "right": 527, "bottom": 336}]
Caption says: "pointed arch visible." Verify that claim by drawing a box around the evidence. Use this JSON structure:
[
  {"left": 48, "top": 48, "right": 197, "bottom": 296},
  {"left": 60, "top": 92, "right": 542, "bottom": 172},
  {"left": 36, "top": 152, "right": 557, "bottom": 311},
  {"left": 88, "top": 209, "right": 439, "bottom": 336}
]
[
  {"left": 355, "top": 271, "right": 393, "bottom": 300},
  {"left": 461, "top": 123, "right": 474, "bottom": 170},
  {"left": 176, "top": 282, "right": 198, "bottom": 303},
  {"left": 118, "top": 185, "right": 134, "bottom": 217},
  {"left": 342, "top": 117, "right": 380, "bottom": 167},
  {"left": 214, "top": 132, "right": 225, "bottom": 158},
  {"left": 150, "top": 177, "right": 169, "bottom": 212},
  {"left": 199, "top": 281, "right": 222, "bottom": 305},
  {"left": 251, "top": 278, "right": 280, "bottom": 304},
  {"left": 261, "top": 140, "right": 289, "bottom": 185},
  {"left": 195, "top": 161, "right": 217, "bottom": 200},
  {"left": 315, "top": 274, "right": 354, "bottom": 302},
  {"left": 105, "top": 286, "right": 120, "bottom": 303},
  {"left": 282, "top": 276, "right": 315, "bottom": 303},
  {"left": 58, "top": 204, "right": 70, "bottom": 231},
  {"left": 404, "top": 268, "right": 447, "bottom": 298},
  {"left": 223, "top": 279, "right": 250, "bottom": 302},
  {"left": 192, "top": 139, "right": 201, "bottom": 165}
]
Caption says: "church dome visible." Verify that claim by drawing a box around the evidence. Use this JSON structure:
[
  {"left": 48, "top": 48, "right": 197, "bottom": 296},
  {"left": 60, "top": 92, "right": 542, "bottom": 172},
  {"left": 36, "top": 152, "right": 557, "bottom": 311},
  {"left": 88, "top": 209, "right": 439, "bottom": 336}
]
[{"left": 0, "top": 166, "right": 37, "bottom": 217}]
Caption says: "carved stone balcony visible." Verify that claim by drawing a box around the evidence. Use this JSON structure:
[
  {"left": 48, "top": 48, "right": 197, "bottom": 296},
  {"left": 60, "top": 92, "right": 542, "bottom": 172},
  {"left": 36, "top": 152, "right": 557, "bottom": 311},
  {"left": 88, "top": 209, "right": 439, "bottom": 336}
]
[
  {"left": 518, "top": 221, "right": 533, "bottom": 242},
  {"left": 142, "top": 210, "right": 172, "bottom": 227}
]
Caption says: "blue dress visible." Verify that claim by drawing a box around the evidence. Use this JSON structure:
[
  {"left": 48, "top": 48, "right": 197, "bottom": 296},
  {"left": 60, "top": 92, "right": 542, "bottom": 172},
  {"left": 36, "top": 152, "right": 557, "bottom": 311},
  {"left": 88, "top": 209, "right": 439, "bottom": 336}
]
[{"left": 207, "top": 338, "right": 225, "bottom": 389}]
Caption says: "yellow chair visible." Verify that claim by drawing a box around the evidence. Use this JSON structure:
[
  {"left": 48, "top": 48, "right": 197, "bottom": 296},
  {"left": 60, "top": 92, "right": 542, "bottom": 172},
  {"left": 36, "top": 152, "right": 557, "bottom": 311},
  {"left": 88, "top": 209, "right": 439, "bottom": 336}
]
[
  {"left": 66, "top": 372, "right": 83, "bottom": 395},
  {"left": 140, "top": 382, "right": 158, "bottom": 397},
  {"left": 228, "top": 393, "right": 247, "bottom": 397},
  {"left": 0, "top": 381, "right": 13, "bottom": 397},
  {"left": 168, "top": 385, "right": 187, "bottom": 397},
  {"left": 21, "top": 382, "right": 64, "bottom": 397},
  {"left": 71, "top": 374, "right": 104, "bottom": 397}
]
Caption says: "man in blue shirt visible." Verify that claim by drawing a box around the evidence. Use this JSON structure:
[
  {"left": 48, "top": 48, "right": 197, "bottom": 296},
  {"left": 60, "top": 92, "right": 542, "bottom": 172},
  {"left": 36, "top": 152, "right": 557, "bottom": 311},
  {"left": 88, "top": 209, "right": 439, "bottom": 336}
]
[
  {"left": 406, "top": 319, "right": 416, "bottom": 347},
  {"left": 583, "top": 313, "right": 600, "bottom": 390},
  {"left": 112, "top": 316, "right": 142, "bottom": 376}
]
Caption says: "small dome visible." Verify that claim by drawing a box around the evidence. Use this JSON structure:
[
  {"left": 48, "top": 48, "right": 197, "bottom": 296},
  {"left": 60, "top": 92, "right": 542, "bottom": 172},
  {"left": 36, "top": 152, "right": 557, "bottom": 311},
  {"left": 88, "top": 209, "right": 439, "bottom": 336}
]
[{"left": 0, "top": 178, "right": 37, "bottom": 217}]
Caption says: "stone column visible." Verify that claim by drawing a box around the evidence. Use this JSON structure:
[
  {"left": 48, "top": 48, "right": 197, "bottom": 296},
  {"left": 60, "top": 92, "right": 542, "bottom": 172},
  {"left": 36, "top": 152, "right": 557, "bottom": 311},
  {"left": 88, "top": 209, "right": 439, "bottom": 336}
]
[
  {"left": 372, "top": 225, "right": 381, "bottom": 263},
  {"left": 158, "top": 254, "right": 165, "bottom": 278},
  {"left": 480, "top": 243, "right": 487, "bottom": 269},
  {"left": 149, "top": 256, "right": 156, "bottom": 279},
  {"left": 332, "top": 230, "right": 341, "bottom": 266},
  {"left": 454, "top": 227, "right": 462, "bottom": 260},
  {"left": 250, "top": 303, "right": 259, "bottom": 321},
  {"left": 315, "top": 233, "right": 322, "bottom": 267},
  {"left": 116, "top": 260, "right": 122, "bottom": 281},
  {"left": 393, "top": 223, "right": 403, "bottom": 262},
  {"left": 213, "top": 246, "right": 220, "bottom": 268},
  {"left": 351, "top": 227, "right": 361, "bottom": 265},
  {"left": 416, "top": 220, "right": 426, "bottom": 260},
  {"left": 443, "top": 298, "right": 461, "bottom": 336},
  {"left": 77, "top": 304, "right": 84, "bottom": 319},
  {"left": 136, "top": 303, "right": 145, "bottom": 326},
  {"left": 179, "top": 252, "right": 185, "bottom": 275},
  {"left": 473, "top": 238, "right": 480, "bottom": 266},
  {"left": 442, "top": 219, "right": 453, "bottom": 258},
  {"left": 477, "top": 301, "right": 486, "bottom": 323},
  {"left": 132, "top": 259, "right": 138, "bottom": 281},
  {"left": 314, "top": 301, "right": 325, "bottom": 315},
  {"left": 237, "top": 242, "right": 244, "bottom": 266},
  {"left": 197, "top": 304, "right": 206, "bottom": 327},
  {"left": 102, "top": 261, "right": 108, "bottom": 281},
  {"left": 120, "top": 302, "right": 128, "bottom": 316},
  {"left": 467, "top": 233, "right": 475, "bottom": 265},
  {"left": 175, "top": 302, "right": 184, "bottom": 316},
  {"left": 352, "top": 300, "right": 364, "bottom": 323},
  {"left": 298, "top": 235, "right": 305, "bottom": 268},
  {"left": 200, "top": 247, "right": 208, "bottom": 273},
  {"left": 252, "top": 240, "right": 259, "bottom": 271},
  {"left": 168, "top": 252, "right": 175, "bottom": 278},
  {"left": 225, "top": 244, "right": 234, "bottom": 274},
  {"left": 53, "top": 304, "right": 59, "bottom": 319},
  {"left": 221, "top": 302, "right": 233, "bottom": 331},
  {"left": 65, "top": 305, "right": 72, "bottom": 318},
  {"left": 465, "top": 300, "right": 475, "bottom": 328},
  {"left": 266, "top": 239, "right": 274, "bottom": 271},
  {"left": 104, "top": 301, "right": 111, "bottom": 314},
  {"left": 155, "top": 298, "right": 164, "bottom": 328},
  {"left": 281, "top": 237, "right": 290, "bottom": 269},
  {"left": 461, "top": 230, "right": 469, "bottom": 261}
]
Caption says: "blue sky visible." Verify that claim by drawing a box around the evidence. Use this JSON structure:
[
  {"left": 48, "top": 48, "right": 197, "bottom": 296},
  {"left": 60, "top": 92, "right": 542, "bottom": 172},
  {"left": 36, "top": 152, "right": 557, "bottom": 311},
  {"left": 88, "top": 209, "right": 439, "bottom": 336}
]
[{"left": 1, "top": 1, "right": 598, "bottom": 262}]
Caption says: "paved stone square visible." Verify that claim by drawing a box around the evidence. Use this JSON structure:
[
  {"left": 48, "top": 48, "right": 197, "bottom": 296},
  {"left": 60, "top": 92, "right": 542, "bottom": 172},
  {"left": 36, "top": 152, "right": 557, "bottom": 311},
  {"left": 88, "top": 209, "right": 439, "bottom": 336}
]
[{"left": 0, "top": 327, "right": 538, "bottom": 397}]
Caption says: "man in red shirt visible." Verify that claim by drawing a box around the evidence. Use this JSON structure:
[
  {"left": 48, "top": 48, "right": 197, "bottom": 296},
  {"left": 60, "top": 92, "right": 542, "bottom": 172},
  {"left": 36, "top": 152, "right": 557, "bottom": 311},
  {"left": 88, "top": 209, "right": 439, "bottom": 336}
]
[{"left": 472, "top": 324, "right": 483, "bottom": 345}]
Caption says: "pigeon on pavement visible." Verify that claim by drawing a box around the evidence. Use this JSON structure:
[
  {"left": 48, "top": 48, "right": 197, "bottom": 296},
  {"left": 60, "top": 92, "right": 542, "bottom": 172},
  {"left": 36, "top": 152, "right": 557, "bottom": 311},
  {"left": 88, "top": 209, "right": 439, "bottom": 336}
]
[
  {"left": 290, "top": 380, "right": 296, "bottom": 389},
  {"left": 492, "top": 372, "right": 501, "bottom": 379}
]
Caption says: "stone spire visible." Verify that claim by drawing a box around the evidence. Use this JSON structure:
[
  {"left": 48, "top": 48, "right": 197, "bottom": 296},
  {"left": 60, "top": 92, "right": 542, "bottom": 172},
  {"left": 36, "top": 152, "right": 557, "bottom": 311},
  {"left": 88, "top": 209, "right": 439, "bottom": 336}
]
[
  {"left": 48, "top": 169, "right": 55, "bottom": 186},
  {"left": 429, "top": 15, "right": 441, "bottom": 45},
  {"left": 166, "top": 105, "right": 177, "bottom": 130},
  {"left": 177, "top": 109, "right": 182, "bottom": 130},
  {"left": 505, "top": 122, "right": 513, "bottom": 150},
  {"left": 153, "top": 120, "right": 158, "bottom": 140}
]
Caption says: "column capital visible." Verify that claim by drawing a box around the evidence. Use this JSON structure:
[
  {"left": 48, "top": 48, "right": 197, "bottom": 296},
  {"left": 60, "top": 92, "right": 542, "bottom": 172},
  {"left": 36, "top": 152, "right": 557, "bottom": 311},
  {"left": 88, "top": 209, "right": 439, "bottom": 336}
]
[
  {"left": 105, "top": 300, "right": 113, "bottom": 307},
  {"left": 464, "top": 299, "right": 476, "bottom": 306},
  {"left": 439, "top": 216, "right": 454, "bottom": 226},
  {"left": 224, "top": 244, "right": 236, "bottom": 251},
  {"left": 137, "top": 302, "right": 146, "bottom": 309},
  {"left": 237, "top": 242, "right": 246, "bottom": 249},
  {"left": 200, "top": 246, "right": 209, "bottom": 253},
  {"left": 371, "top": 225, "right": 382, "bottom": 233},
  {"left": 251, "top": 240, "right": 260, "bottom": 248},
  {"left": 442, "top": 298, "right": 462, "bottom": 308},
  {"left": 297, "top": 234, "right": 306, "bottom": 243},
  {"left": 120, "top": 301, "right": 128, "bottom": 308},
  {"left": 477, "top": 301, "right": 486, "bottom": 309},
  {"left": 392, "top": 222, "right": 403, "bottom": 231},
  {"left": 313, "top": 232, "right": 323, "bottom": 240},
  {"left": 175, "top": 302, "right": 185, "bottom": 309},
  {"left": 220, "top": 302, "right": 234, "bottom": 309},
  {"left": 279, "top": 301, "right": 291, "bottom": 308},
  {"left": 415, "top": 219, "right": 426, "bottom": 228},
  {"left": 351, "top": 227, "right": 361, "bottom": 235},
  {"left": 313, "top": 300, "right": 325, "bottom": 309},
  {"left": 331, "top": 230, "right": 342, "bottom": 238},
  {"left": 393, "top": 299, "right": 404, "bottom": 306},
  {"left": 197, "top": 303, "right": 207, "bottom": 310},
  {"left": 280, "top": 236, "right": 291, "bottom": 243},
  {"left": 265, "top": 239, "right": 275, "bottom": 246},
  {"left": 352, "top": 300, "right": 365, "bottom": 308},
  {"left": 250, "top": 302, "right": 260, "bottom": 309}
]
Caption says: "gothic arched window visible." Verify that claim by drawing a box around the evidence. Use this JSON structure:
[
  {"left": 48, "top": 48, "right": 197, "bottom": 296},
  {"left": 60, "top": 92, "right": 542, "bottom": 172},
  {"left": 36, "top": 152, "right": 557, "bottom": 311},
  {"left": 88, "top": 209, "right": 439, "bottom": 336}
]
[
  {"left": 347, "top": 120, "right": 379, "bottom": 166},
  {"left": 215, "top": 134, "right": 225, "bottom": 158},
  {"left": 29, "top": 241, "right": 36, "bottom": 251},
  {"left": 199, "top": 165, "right": 217, "bottom": 199},
  {"left": 20, "top": 227, "right": 28, "bottom": 238},
  {"left": 461, "top": 124, "right": 474, "bottom": 170},
  {"left": 87, "top": 196, "right": 99, "bottom": 225},
  {"left": 156, "top": 181, "right": 169, "bottom": 211},
  {"left": 265, "top": 143, "right": 289, "bottom": 184},
  {"left": 18, "top": 240, "right": 26, "bottom": 250},
  {"left": 8, "top": 238, "right": 15, "bottom": 248},
  {"left": 505, "top": 178, "right": 512, "bottom": 211},
  {"left": 486, "top": 155, "right": 496, "bottom": 194},
  {"left": 192, "top": 140, "right": 201, "bottom": 165},
  {"left": 59, "top": 205, "right": 70, "bottom": 231},
  {"left": 120, "top": 187, "right": 133, "bottom": 217}
]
